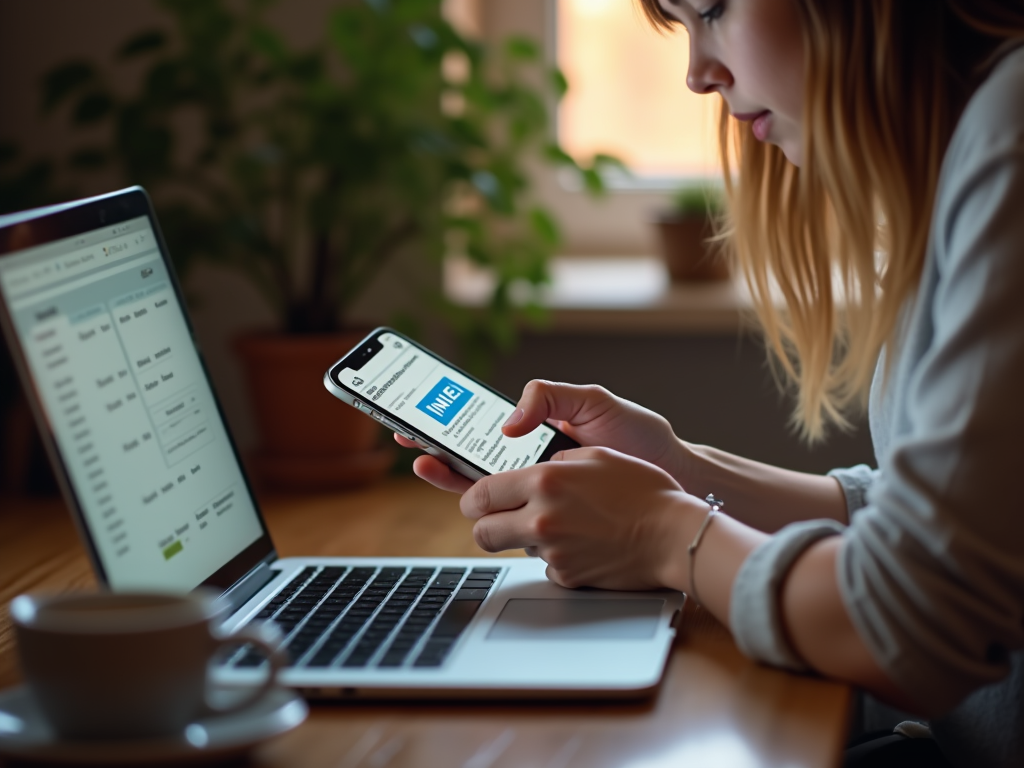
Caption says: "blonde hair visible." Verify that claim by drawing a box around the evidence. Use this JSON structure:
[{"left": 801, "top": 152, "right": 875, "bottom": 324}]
[{"left": 638, "top": 0, "right": 1024, "bottom": 440}]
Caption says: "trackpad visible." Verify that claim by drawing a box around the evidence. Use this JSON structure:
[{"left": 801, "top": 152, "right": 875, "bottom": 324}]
[{"left": 486, "top": 598, "right": 664, "bottom": 640}]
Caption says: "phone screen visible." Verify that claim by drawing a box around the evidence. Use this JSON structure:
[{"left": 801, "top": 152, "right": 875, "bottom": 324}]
[{"left": 336, "top": 331, "right": 558, "bottom": 474}]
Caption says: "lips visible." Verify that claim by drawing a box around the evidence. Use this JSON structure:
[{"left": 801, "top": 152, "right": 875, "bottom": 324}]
[{"left": 732, "top": 110, "right": 772, "bottom": 142}]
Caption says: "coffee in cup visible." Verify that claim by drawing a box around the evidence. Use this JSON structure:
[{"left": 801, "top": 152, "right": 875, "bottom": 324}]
[{"left": 10, "top": 590, "right": 285, "bottom": 741}]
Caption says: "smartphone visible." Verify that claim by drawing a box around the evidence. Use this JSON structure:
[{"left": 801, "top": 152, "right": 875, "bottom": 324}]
[{"left": 323, "top": 328, "right": 579, "bottom": 481}]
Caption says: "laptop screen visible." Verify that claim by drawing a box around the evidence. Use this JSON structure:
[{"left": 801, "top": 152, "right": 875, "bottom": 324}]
[{"left": 0, "top": 193, "right": 270, "bottom": 592}]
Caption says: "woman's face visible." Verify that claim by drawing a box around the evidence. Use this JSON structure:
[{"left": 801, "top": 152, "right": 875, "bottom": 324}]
[{"left": 657, "top": 0, "right": 806, "bottom": 165}]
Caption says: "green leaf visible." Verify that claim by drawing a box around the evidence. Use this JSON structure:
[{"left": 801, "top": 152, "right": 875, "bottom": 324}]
[
  {"left": 549, "top": 68, "right": 568, "bottom": 98},
  {"left": 592, "top": 152, "right": 628, "bottom": 172},
  {"left": 543, "top": 143, "right": 577, "bottom": 167},
  {"left": 118, "top": 30, "right": 167, "bottom": 58},
  {"left": 670, "top": 184, "right": 724, "bottom": 215},
  {"left": 72, "top": 92, "right": 114, "bottom": 125},
  {"left": 504, "top": 36, "right": 538, "bottom": 61},
  {"left": 41, "top": 61, "right": 97, "bottom": 112},
  {"left": 582, "top": 167, "right": 603, "bottom": 195},
  {"left": 520, "top": 300, "right": 549, "bottom": 326},
  {"left": 529, "top": 207, "right": 560, "bottom": 247}
]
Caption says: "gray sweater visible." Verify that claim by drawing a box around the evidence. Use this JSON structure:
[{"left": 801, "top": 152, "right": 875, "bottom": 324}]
[{"left": 729, "top": 46, "right": 1024, "bottom": 768}]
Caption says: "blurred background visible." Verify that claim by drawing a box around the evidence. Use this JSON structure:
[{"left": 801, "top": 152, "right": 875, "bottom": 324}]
[{"left": 0, "top": 0, "right": 873, "bottom": 497}]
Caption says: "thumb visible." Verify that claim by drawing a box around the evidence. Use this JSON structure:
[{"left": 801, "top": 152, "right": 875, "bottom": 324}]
[{"left": 502, "top": 380, "right": 609, "bottom": 438}]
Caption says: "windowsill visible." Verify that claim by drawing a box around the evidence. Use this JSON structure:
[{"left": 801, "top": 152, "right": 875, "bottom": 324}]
[{"left": 444, "top": 255, "right": 757, "bottom": 335}]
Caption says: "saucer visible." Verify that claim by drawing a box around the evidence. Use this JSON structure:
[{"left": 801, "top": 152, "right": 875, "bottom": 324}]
[{"left": 0, "top": 683, "right": 308, "bottom": 765}]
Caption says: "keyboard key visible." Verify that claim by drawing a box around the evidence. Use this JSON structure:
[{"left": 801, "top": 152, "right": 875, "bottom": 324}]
[
  {"left": 338, "top": 619, "right": 369, "bottom": 631},
  {"left": 398, "top": 624, "right": 429, "bottom": 638},
  {"left": 413, "top": 639, "right": 454, "bottom": 667},
  {"left": 454, "top": 588, "right": 489, "bottom": 601},
  {"left": 287, "top": 643, "right": 316, "bottom": 661},
  {"left": 306, "top": 654, "right": 337, "bottom": 668},
  {"left": 431, "top": 573, "right": 464, "bottom": 589},
  {"left": 461, "top": 580, "right": 494, "bottom": 589},
  {"left": 431, "top": 599, "right": 483, "bottom": 637}
]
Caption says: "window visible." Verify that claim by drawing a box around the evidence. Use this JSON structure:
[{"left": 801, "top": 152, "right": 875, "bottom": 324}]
[
  {"left": 480, "top": 1, "right": 721, "bottom": 255},
  {"left": 557, "top": 0, "right": 720, "bottom": 181}
]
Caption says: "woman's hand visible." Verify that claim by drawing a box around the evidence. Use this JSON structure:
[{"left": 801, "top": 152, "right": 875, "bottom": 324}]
[
  {"left": 461, "top": 445, "right": 697, "bottom": 591},
  {"left": 502, "top": 380, "right": 683, "bottom": 474},
  {"left": 394, "top": 380, "right": 685, "bottom": 493}
]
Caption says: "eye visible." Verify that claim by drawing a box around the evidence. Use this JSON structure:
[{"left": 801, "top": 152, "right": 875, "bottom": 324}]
[{"left": 699, "top": 1, "right": 724, "bottom": 23}]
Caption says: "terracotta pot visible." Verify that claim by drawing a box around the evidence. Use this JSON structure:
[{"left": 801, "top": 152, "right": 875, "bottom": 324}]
[
  {"left": 655, "top": 214, "right": 730, "bottom": 282},
  {"left": 234, "top": 332, "right": 394, "bottom": 491}
]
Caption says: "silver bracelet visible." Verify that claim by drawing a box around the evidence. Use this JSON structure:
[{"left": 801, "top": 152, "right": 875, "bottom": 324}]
[{"left": 687, "top": 494, "right": 723, "bottom": 607}]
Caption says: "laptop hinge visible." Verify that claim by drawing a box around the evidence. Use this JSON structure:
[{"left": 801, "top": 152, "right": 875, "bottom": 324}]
[{"left": 219, "top": 562, "right": 280, "bottom": 617}]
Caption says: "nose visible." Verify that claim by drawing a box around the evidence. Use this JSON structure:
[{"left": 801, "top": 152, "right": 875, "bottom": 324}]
[{"left": 686, "top": 39, "right": 731, "bottom": 95}]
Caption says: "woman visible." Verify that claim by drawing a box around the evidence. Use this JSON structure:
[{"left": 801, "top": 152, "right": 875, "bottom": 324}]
[{"left": 398, "top": 2, "right": 1024, "bottom": 765}]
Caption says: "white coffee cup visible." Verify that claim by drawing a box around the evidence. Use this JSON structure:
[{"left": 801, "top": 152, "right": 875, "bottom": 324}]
[{"left": 10, "top": 590, "right": 285, "bottom": 741}]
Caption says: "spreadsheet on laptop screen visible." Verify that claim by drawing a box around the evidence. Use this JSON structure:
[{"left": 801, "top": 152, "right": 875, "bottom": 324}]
[{"left": 0, "top": 215, "right": 263, "bottom": 591}]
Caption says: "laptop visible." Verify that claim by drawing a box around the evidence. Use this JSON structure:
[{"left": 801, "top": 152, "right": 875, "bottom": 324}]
[{"left": 0, "top": 187, "right": 684, "bottom": 699}]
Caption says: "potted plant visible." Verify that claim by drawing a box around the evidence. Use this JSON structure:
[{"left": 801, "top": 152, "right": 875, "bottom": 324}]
[
  {"left": 40, "top": 0, "right": 617, "bottom": 489},
  {"left": 654, "top": 184, "right": 728, "bottom": 282}
]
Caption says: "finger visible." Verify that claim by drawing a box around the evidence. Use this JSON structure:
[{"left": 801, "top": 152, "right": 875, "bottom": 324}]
[
  {"left": 411, "top": 455, "right": 474, "bottom": 494},
  {"left": 473, "top": 508, "right": 539, "bottom": 553},
  {"left": 460, "top": 469, "right": 533, "bottom": 519},
  {"left": 394, "top": 433, "right": 419, "bottom": 449},
  {"left": 544, "top": 562, "right": 576, "bottom": 589},
  {"left": 548, "top": 445, "right": 610, "bottom": 462},
  {"left": 525, "top": 546, "right": 539, "bottom": 557},
  {"left": 502, "top": 380, "right": 612, "bottom": 438}
]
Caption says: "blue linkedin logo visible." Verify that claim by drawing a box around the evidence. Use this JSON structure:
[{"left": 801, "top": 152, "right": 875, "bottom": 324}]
[{"left": 415, "top": 377, "right": 473, "bottom": 425}]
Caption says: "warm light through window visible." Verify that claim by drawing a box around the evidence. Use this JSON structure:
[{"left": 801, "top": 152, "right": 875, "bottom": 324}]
[{"left": 557, "top": 0, "right": 721, "bottom": 179}]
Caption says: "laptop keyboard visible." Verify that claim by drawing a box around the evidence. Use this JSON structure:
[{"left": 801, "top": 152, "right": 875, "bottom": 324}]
[{"left": 231, "top": 564, "right": 501, "bottom": 670}]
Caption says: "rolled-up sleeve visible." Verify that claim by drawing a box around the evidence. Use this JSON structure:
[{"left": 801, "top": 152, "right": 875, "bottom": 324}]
[
  {"left": 828, "top": 464, "right": 879, "bottom": 517},
  {"left": 730, "top": 519, "right": 846, "bottom": 670}
]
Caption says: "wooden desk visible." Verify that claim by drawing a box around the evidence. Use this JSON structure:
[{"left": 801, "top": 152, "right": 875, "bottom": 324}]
[{"left": 0, "top": 478, "right": 851, "bottom": 767}]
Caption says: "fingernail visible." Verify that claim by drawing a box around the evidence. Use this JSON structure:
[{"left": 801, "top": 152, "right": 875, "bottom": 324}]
[{"left": 502, "top": 408, "right": 524, "bottom": 428}]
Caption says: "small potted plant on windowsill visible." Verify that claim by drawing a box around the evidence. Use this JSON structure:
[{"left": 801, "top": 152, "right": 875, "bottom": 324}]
[
  {"left": 42, "top": 0, "right": 616, "bottom": 490},
  {"left": 654, "top": 184, "right": 728, "bottom": 282}
]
